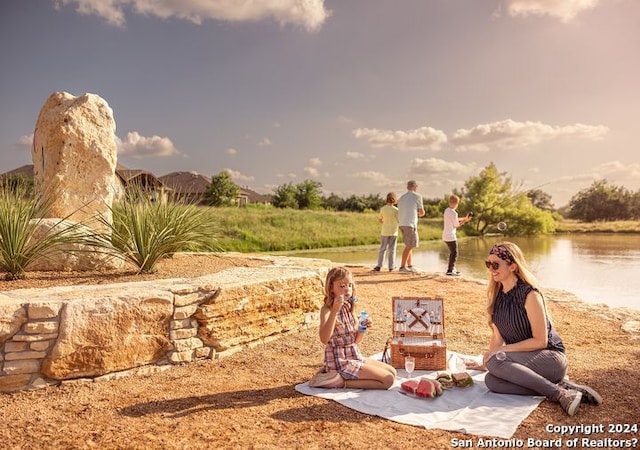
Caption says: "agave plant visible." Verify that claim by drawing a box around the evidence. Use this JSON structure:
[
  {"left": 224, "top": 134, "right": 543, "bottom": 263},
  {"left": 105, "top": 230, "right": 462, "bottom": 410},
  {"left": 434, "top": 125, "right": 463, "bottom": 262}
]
[
  {"left": 0, "top": 183, "right": 89, "bottom": 280},
  {"left": 92, "top": 187, "right": 219, "bottom": 274}
]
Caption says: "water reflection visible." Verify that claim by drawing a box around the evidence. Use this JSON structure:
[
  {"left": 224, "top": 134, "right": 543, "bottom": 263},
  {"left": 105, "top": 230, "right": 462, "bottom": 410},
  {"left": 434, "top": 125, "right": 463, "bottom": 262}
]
[{"left": 282, "top": 234, "right": 640, "bottom": 311}]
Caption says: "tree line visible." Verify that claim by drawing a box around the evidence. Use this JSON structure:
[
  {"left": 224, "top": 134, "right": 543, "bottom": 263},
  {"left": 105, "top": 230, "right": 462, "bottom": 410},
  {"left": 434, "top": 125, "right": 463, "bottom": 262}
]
[
  {"left": 263, "top": 163, "right": 640, "bottom": 227},
  {"left": 4, "top": 164, "right": 639, "bottom": 226}
]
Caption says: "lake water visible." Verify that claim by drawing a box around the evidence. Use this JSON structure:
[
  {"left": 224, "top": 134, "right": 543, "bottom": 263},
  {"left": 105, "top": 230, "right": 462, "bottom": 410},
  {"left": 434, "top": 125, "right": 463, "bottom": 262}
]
[{"left": 282, "top": 234, "right": 640, "bottom": 311}]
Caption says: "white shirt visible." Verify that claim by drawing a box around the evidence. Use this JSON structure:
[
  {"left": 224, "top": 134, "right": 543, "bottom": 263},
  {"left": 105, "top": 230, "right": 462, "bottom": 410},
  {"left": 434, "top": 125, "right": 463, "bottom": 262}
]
[{"left": 442, "top": 207, "right": 460, "bottom": 242}]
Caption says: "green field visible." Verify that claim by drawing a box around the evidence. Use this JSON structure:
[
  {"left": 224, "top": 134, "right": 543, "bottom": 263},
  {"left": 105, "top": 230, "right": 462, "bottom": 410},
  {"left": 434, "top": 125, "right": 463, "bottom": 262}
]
[{"left": 203, "top": 207, "right": 639, "bottom": 253}]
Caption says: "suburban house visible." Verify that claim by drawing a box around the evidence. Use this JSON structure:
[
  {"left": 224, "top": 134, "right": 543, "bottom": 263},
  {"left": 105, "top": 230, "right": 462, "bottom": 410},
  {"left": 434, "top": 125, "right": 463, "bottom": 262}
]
[
  {"left": 0, "top": 165, "right": 272, "bottom": 206},
  {"left": 158, "top": 171, "right": 211, "bottom": 204},
  {"left": 159, "top": 171, "right": 273, "bottom": 206},
  {"left": 114, "top": 164, "right": 167, "bottom": 201}
]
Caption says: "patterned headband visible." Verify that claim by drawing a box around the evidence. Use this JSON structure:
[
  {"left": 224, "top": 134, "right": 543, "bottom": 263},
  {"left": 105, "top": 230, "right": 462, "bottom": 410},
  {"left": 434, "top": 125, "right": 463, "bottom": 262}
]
[{"left": 489, "top": 245, "right": 514, "bottom": 263}]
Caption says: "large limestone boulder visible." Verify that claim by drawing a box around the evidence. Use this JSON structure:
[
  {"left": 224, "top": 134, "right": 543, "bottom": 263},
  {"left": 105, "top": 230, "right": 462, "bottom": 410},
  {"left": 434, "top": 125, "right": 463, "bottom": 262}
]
[
  {"left": 41, "top": 288, "right": 174, "bottom": 380},
  {"left": 0, "top": 300, "right": 27, "bottom": 343},
  {"left": 27, "top": 218, "right": 124, "bottom": 271},
  {"left": 32, "top": 91, "right": 118, "bottom": 234},
  {"left": 193, "top": 267, "right": 325, "bottom": 351}
]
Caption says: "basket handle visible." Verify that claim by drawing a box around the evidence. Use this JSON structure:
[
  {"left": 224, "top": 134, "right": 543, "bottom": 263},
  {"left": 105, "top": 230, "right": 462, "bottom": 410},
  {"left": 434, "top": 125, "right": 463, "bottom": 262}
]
[{"left": 398, "top": 347, "right": 438, "bottom": 359}]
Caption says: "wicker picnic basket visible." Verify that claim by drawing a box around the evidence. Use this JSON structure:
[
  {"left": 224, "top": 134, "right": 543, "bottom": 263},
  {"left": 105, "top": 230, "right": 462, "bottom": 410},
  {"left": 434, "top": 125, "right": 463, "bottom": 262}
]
[{"left": 390, "top": 296, "right": 447, "bottom": 371}]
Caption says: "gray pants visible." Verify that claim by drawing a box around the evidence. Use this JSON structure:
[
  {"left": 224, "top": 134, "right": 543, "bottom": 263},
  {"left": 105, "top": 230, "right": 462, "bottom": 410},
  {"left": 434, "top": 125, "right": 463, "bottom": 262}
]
[
  {"left": 376, "top": 235, "right": 397, "bottom": 269},
  {"left": 484, "top": 349, "right": 567, "bottom": 401}
]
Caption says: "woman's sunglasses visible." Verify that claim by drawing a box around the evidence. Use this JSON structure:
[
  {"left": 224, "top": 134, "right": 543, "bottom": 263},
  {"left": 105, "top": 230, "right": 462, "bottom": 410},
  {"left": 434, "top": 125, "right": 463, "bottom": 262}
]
[{"left": 485, "top": 260, "right": 503, "bottom": 270}]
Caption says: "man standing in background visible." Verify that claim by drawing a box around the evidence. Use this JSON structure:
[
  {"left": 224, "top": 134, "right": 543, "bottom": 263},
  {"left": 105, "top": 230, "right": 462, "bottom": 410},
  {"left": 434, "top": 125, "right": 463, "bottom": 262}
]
[
  {"left": 397, "top": 180, "right": 425, "bottom": 273},
  {"left": 442, "top": 194, "right": 473, "bottom": 276}
]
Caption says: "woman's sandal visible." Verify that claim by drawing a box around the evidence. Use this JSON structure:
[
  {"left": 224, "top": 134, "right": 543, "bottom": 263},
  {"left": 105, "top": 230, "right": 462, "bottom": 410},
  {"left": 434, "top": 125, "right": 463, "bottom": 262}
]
[{"left": 308, "top": 369, "right": 345, "bottom": 388}]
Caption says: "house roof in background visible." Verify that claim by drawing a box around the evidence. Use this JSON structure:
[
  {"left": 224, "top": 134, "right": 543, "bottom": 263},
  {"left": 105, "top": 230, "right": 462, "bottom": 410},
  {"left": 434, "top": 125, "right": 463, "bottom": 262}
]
[
  {"left": 2, "top": 164, "right": 34, "bottom": 177},
  {"left": 239, "top": 187, "right": 272, "bottom": 204},
  {"left": 158, "top": 171, "right": 211, "bottom": 195},
  {"left": 115, "top": 167, "right": 165, "bottom": 189},
  {"left": 1, "top": 165, "right": 271, "bottom": 201}
]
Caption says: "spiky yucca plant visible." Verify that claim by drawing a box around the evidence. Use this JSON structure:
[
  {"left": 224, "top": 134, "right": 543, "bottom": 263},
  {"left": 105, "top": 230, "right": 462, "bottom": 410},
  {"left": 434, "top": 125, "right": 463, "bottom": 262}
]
[
  {"left": 0, "top": 183, "right": 87, "bottom": 280},
  {"left": 93, "top": 188, "right": 219, "bottom": 274}
]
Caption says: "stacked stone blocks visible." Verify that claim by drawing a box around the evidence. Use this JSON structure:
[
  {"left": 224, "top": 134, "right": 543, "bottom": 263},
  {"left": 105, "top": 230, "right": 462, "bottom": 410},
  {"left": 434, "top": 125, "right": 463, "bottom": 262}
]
[{"left": 0, "top": 261, "right": 328, "bottom": 393}]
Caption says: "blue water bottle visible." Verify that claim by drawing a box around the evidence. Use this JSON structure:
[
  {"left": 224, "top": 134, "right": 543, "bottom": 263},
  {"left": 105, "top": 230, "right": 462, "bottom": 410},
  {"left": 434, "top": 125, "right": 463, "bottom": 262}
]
[{"left": 358, "top": 310, "right": 369, "bottom": 332}]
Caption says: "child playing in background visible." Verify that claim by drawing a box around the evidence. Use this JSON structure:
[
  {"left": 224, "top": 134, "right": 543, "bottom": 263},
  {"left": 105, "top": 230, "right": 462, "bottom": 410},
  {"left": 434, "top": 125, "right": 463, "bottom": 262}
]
[
  {"left": 442, "top": 194, "right": 473, "bottom": 276},
  {"left": 308, "top": 266, "right": 396, "bottom": 389},
  {"left": 373, "top": 192, "right": 399, "bottom": 272}
]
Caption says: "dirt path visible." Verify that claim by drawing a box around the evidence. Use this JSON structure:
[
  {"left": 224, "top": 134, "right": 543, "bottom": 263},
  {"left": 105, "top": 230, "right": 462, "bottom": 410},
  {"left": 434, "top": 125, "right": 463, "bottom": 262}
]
[{"left": 1, "top": 257, "right": 639, "bottom": 449}]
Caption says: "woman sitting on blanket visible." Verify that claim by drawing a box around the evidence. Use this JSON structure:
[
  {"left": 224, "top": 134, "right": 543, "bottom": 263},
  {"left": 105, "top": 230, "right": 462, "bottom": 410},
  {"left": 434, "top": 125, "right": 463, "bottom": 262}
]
[
  {"left": 309, "top": 266, "right": 396, "bottom": 389},
  {"left": 466, "top": 242, "right": 602, "bottom": 416}
]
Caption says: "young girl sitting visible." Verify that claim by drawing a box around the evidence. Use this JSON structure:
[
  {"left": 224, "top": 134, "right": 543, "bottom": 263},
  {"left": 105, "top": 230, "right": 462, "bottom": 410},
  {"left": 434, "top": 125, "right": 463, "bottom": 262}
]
[{"left": 308, "top": 266, "right": 397, "bottom": 389}]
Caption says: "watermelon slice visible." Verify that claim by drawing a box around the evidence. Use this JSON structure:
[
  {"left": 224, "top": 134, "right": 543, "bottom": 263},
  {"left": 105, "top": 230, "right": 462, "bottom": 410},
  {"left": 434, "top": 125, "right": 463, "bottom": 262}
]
[{"left": 401, "top": 379, "right": 419, "bottom": 394}]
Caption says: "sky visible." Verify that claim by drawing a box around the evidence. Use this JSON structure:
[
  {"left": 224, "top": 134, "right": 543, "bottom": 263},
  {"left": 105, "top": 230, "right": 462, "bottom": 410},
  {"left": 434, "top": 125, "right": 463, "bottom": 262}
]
[{"left": 1, "top": 0, "right": 639, "bottom": 207}]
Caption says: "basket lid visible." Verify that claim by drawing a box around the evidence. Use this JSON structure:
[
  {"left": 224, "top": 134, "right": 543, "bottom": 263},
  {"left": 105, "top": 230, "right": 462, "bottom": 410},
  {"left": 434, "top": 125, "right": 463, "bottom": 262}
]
[{"left": 392, "top": 297, "right": 445, "bottom": 339}]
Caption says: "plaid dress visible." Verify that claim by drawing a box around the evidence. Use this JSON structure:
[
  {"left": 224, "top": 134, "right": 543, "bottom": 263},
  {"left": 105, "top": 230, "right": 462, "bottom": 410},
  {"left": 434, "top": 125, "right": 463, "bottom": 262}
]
[{"left": 324, "top": 302, "right": 366, "bottom": 379}]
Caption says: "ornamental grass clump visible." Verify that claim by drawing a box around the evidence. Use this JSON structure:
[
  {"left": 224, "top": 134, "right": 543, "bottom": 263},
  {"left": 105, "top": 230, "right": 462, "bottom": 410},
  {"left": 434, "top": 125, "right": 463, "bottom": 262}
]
[
  {"left": 0, "top": 182, "right": 88, "bottom": 280},
  {"left": 93, "top": 188, "right": 219, "bottom": 274}
]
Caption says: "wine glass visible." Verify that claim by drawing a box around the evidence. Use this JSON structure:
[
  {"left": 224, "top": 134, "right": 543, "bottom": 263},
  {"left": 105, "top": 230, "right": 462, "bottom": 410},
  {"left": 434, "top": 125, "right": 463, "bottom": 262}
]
[{"left": 404, "top": 356, "right": 415, "bottom": 379}]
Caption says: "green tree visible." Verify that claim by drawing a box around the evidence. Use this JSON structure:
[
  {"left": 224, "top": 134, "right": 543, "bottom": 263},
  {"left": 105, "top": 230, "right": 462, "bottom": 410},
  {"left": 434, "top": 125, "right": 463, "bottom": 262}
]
[
  {"left": 272, "top": 182, "right": 298, "bottom": 208},
  {"left": 322, "top": 192, "right": 344, "bottom": 210},
  {"left": 273, "top": 180, "right": 323, "bottom": 209},
  {"left": 362, "top": 194, "right": 385, "bottom": 211},
  {"left": 423, "top": 197, "right": 443, "bottom": 218},
  {"left": 459, "top": 162, "right": 556, "bottom": 235},
  {"left": 204, "top": 171, "right": 240, "bottom": 207},
  {"left": 527, "top": 188, "right": 555, "bottom": 211},
  {"left": 630, "top": 190, "right": 640, "bottom": 219},
  {"left": 342, "top": 195, "right": 368, "bottom": 212},
  {"left": 568, "top": 180, "right": 632, "bottom": 221},
  {"left": 295, "top": 180, "right": 323, "bottom": 209}
]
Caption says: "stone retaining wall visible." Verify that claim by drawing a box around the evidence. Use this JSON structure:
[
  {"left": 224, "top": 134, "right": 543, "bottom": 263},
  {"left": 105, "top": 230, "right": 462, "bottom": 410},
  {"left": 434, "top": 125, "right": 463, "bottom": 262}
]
[{"left": 0, "top": 259, "right": 330, "bottom": 393}]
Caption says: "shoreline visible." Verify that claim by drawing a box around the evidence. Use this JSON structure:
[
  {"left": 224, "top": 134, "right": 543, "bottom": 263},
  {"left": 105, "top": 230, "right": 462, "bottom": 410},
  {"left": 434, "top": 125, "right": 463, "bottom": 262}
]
[{"left": 343, "top": 262, "right": 640, "bottom": 337}]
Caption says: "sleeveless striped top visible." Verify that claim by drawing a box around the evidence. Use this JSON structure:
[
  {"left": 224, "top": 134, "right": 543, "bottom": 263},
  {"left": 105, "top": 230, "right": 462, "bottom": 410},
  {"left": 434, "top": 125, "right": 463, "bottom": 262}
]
[{"left": 492, "top": 278, "right": 565, "bottom": 352}]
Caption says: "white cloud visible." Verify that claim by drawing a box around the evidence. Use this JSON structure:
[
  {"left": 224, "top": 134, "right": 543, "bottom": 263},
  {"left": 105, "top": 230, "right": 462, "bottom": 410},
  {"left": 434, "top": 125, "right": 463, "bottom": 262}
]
[
  {"left": 346, "top": 151, "right": 373, "bottom": 159},
  {"left": 224, "top": 168, "right": 254, "bottom": 182},
  {"left": 495, "top": 0, "right": 600, "bottom": 22},
  {"left": 451, "top": 119, "right": 609, "bottom": 152},
  {"left": 15, "top": 134, "right": 34, "bottom": 151},
  {"left": 116, "top": 131, "right": 181, "bottom": 159},
  {"left": 276, "top": 172, "right": 297, "bottom": 179},
  {"left": 53, "top": 0, "right": 331, "bottom": 31},
  {"left": 355, "top": 171, "right": 395, "bottom": 187},
  {"left": 304, "top": 166, "right": 319, "bottom": 177},
  {"left": 352, "top": 126, "right": 447, "bottom": 151},
  {"left": 226, "top": 148, "right": 238, "bottom": 155},
  {"left": 407, "top": 158, "right": 475, "bottom": 176},
  {"left": 591, "top": 160, "right": 640, "bottom": 182},
  {"left": 257, "top": 137, "right": 272, "bottom": 147},
  {"left": 303, "top": 162, "right": 328, "bottom": 177},
  {"left": 302, "top": 166, "right": 329, "bottom": 178},
  {"left": 338, "top": 115, "right": 355, "bottom": 125}
]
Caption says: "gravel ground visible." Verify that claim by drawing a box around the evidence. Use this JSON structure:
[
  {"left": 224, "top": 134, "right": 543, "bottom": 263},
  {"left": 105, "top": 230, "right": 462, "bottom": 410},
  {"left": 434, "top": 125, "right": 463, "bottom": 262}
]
[{"left": 1, "top": 254, "right": 638, "bottom": 449}]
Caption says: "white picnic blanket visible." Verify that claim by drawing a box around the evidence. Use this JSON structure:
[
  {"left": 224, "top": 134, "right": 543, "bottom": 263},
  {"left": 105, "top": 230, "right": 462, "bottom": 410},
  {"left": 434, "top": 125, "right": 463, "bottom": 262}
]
[{"left": 295, "top": 351, "right": 544, "bottom": 439}]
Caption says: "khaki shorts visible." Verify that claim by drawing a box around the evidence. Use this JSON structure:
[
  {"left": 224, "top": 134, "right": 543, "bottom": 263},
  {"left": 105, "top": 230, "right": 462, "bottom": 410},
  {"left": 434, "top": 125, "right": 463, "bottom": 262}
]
[{"left": 399, "top": 226, "right": 419, "bottom": 249}]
